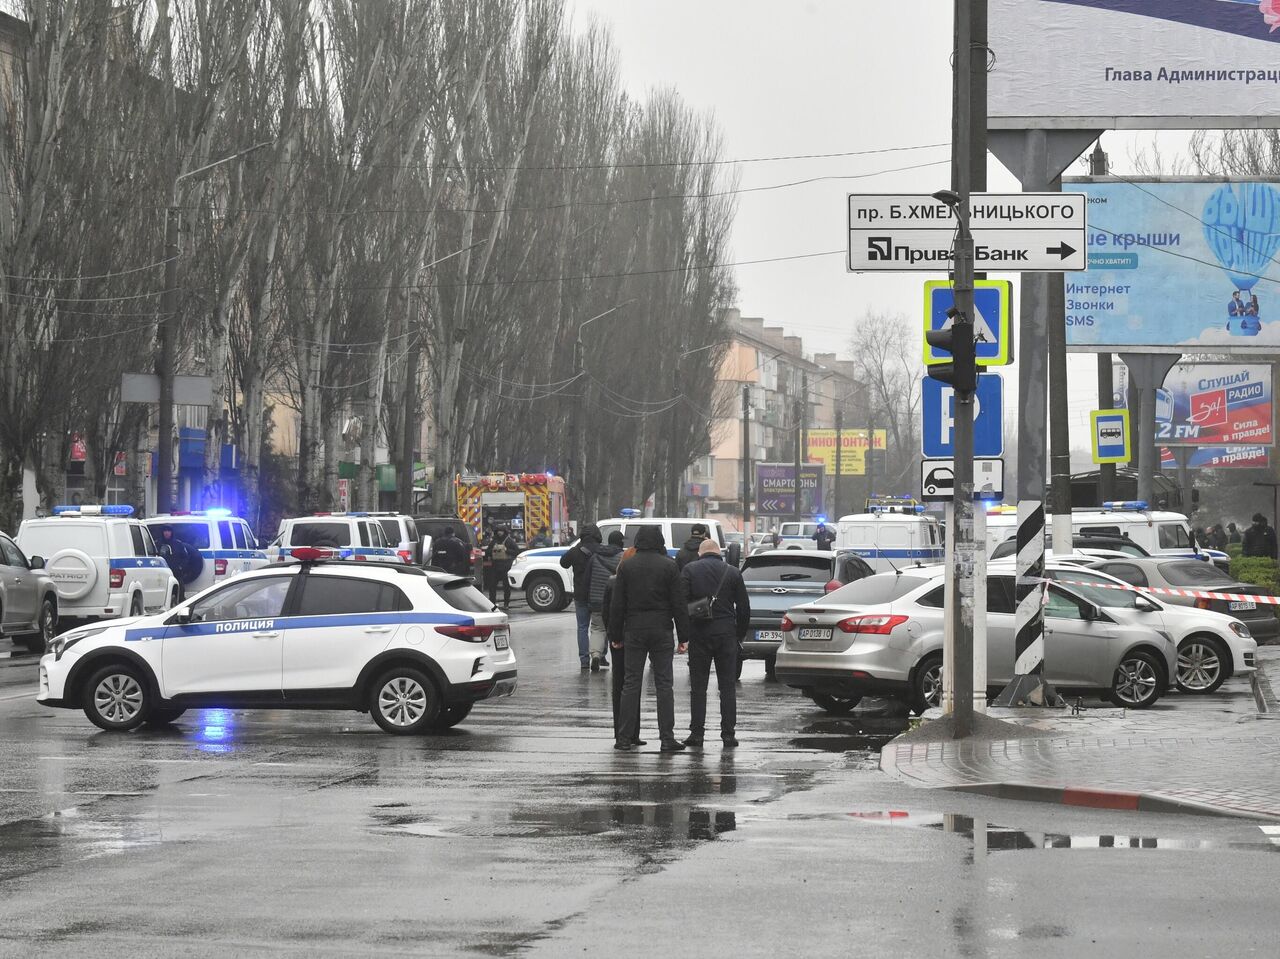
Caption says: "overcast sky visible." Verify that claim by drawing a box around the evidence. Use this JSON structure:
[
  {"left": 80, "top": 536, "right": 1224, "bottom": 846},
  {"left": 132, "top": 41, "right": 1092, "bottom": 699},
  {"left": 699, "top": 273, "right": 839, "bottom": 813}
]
[{"left": 571, "top": 0, "right": 1189, "bottom": 457}]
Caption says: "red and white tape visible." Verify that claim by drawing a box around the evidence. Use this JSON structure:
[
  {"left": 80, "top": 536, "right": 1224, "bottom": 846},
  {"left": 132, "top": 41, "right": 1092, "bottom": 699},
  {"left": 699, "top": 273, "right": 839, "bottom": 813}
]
[{"left": 1055, "top": 578, "right": 1280, "bottom": 607}]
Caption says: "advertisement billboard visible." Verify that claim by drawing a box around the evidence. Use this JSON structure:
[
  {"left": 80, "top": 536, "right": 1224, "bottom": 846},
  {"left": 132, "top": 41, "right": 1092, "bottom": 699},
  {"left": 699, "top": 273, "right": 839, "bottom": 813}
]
[
  {"left": 805, "top": 429, "right": 887, "bottom": 475},
  {"left": 1063, "top": 180, "right": 1280, "bottom": 351},
  {"left": 1113, "top": 360, "right": 1274, "bottom": 445},
  {"left": 1160, "top": 445, "right": 1269, "bottom": 469},
  {"left": 990, "top": 0, "right": 1280, "bottom": 130},
  {"left": 755, "top": 463, "right": 825, "bottom": 517}
]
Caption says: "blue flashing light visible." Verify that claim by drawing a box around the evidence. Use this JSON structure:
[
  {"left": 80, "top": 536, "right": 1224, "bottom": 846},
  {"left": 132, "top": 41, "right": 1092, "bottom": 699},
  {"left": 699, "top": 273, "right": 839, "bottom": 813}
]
[
  {"left": 51, "top": 506, "right": 79, "bottom": 515},
  {"left": 619, "top": 508, "right": 642, "bottom": 518},
  {"left": 914, "top": 504, "right": 928, "bottom": 512},
  {"left": 815, "top": 515, "right": 827, "bottom": 524},
  {"left": 1102, "top": 500, "right": 1148, "bottom": 511},
  {"left": 52, "top": 504, "right": 134, "bottom": 516},
  {"left": 102, "top": 505, "right": 135, "bottom": 516},
  {"left": 205, "top": 507, "right": 232, "bottom": 517},
  {"left": 545, "top": 469, "right": 555, "bottom": 477}
]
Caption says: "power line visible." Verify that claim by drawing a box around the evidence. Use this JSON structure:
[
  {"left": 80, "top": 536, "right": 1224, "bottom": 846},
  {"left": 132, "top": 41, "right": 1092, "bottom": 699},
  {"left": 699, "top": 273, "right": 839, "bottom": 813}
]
[{"left": 0, "top": 254, "right": 179, "bottom": 283}]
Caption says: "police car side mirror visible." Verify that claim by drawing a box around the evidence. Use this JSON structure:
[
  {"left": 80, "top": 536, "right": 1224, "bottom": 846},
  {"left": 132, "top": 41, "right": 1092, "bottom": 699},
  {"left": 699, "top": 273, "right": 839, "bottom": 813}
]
[
  {"left": 172, "top": 608, "right": 194, "bottom": 625},
  {"left": 28, "top": 555, "right": 45, "bottom": 570}
]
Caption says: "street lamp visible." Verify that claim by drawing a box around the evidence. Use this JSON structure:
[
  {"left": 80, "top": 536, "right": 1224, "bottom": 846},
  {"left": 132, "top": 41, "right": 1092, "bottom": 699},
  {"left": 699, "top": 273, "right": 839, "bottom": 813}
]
[{"left": 156, "top": 141, "right": 272, "bottom": 513}]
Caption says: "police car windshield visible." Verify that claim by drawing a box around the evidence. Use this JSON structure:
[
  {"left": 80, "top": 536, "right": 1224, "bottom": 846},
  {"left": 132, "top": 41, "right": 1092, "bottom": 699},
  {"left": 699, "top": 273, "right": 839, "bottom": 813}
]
[{"left": 165, "top": 522, "right": 211, "bottom": 549}]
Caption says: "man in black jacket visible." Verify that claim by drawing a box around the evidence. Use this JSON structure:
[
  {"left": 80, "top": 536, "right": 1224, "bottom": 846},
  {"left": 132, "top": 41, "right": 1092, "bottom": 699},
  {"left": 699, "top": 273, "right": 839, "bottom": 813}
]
[
  {"left": 560, "top": 523, "right": 603, "bottom": 670},
  {"left": 679, "top": 539, "right": 750, "bottom": 748},
  {"left": 430, "top": 526, "right": 471, "bottom": 576},
  {"left": 675, "top": 523, "right": 708, "bottom": 570},
  {"left": 1242, "top": 513, "right": 1278, "bottom": 560},
  {"left": 609, "top": 525, "right": 690, "bottom": 752}
]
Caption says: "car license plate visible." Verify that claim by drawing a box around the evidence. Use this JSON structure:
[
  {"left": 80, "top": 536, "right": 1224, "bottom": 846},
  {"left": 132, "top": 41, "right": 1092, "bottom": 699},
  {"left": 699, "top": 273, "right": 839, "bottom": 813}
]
[
  {"left": 494, "top": 629, "right": 510, "bottom": 650},
  {"left": 798, "top": 627, "right": 833, "bottom": 641},
  {"left": 1229, "top": 600, "right": 1256, "bottom": 611},
  {"left": 755, "top": 629, "right": 784, "bottom": 642}
]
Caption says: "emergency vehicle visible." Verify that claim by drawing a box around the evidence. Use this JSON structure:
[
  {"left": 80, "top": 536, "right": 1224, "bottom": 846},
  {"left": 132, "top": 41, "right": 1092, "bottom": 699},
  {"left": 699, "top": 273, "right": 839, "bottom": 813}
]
[
  {"left": 835, "top": 499, "right": 944, "bottom": 572},
  {"left": 268, "top": 513, "right": 401, "bottom": 563},
  {"left": 142, "top": 509, "right": 269, "bottom": 595},
  {"left": 455, "top": 472, "right": 569, "bottom": 545}
]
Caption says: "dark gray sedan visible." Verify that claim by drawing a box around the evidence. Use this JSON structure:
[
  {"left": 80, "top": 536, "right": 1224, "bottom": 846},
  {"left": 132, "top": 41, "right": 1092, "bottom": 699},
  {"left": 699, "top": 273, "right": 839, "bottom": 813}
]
[{"left": 0, "top": 531, "right": 58, "bottom": 652}]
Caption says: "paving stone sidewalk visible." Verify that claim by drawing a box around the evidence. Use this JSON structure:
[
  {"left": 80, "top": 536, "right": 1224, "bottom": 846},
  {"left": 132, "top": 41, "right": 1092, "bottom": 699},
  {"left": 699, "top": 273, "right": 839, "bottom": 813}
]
[{"left": 881, "top": 649, "right": 1280, "bottom": 821}]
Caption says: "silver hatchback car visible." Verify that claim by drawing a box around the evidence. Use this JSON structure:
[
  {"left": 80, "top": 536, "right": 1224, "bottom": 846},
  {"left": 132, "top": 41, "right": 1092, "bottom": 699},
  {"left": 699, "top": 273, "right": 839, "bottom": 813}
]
[{"left": 773, "top": 569, "right": 1178, "bottom": 715}]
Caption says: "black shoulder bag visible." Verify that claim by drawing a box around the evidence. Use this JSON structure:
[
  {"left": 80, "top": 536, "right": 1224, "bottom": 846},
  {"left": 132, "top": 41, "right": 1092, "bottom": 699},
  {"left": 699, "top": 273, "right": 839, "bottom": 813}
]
[{"left": 687, "top": 564, "right": 731, "bottom": 621}]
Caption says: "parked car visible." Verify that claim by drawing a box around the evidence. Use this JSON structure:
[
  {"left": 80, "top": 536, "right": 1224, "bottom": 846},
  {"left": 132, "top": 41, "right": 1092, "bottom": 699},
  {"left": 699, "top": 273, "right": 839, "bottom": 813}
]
[
  {"left": 990, "top": 533, "right": 1151, "bottom": 561},
  {"left": 267, "top": 514, "right": 400, "bottom": 564},
  {"left": 739, "top": 550, "right": 874, "bottom": 677},
  {"left": 1022, "top": 561, "right": 1256, "bottom": 694},
  {"left": 38, "top": 550, "right": 516, "bottom": 734},
  {"left": 141, "top": 510, "right": 269, "bottom": 597},
  {"left": 1089, "top": 556, "right": 1280, "bottom": 643},
  {"left": 366, "top": 512, "right": 426, "bottom": 565},
  {"left": 773, "top": 568, "right": 1177, "bottom": 715},
  {"left": 0, "top": 530, "right": 58, "bottom": 652}
]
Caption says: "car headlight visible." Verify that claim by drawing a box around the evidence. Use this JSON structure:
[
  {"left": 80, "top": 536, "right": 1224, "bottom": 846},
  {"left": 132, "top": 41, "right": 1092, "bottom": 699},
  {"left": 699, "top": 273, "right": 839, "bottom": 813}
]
[
  {"left": 1229, "top": 621, "right": 1251, "bottom": 638},
  {"left": 511, "top": 553, "right": 528, "bottom": 566},
  {"left": 50, "top": 626, "right": 108, "bottom": 661}
]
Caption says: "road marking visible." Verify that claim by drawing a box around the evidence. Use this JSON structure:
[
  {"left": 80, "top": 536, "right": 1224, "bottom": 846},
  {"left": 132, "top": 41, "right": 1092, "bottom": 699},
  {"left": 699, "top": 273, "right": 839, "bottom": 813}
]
[{"left": 0, "top": 690, "right": 33, "bottom": 702}]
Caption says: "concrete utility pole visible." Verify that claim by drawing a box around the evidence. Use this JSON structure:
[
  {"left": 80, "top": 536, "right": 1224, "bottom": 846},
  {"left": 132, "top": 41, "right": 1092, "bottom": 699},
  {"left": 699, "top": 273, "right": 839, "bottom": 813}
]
[
  {"left": 742, "top": 385, "right": 752, "bottom": 535},
  {"left": 833, "top": 407, "right": 843, "bottom": 519},
  {"left": 1089, "top": 140, "right": 1116, "bottom": 504},
  {"left": 792, "top": 371, "right": 806, "bottom": 522}
]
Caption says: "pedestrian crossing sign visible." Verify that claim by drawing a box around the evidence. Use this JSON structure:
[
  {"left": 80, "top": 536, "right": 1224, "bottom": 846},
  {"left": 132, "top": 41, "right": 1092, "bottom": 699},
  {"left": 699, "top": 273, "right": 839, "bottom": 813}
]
[{"left": 923, "top": 279, "right": 1013, "bottom": 367}]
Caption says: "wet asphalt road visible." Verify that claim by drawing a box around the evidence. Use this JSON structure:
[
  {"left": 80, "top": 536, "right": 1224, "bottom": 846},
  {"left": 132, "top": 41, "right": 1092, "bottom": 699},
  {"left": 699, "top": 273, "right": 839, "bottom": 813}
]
[{"left": 1, "top": 614, "right": 1279, "bottom": 957}]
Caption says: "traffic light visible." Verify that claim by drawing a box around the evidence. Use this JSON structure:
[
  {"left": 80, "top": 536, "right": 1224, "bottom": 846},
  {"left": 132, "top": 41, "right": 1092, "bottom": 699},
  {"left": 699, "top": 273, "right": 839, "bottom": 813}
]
[{"left": 924, "top": 307, "right": 977, "bottom": 395}]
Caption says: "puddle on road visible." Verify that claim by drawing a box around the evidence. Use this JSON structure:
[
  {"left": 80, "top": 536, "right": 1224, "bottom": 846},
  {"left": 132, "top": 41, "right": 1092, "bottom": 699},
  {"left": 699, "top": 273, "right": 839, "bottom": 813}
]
[
  {"left": 0, "top": 806, "right": 164, "bottom": 882},
  {"left": 846, "top": 810, "right": 1280, "bottom": 853},
  {"left": 789, "top": 715, "right": 910, "bottom": 753}
]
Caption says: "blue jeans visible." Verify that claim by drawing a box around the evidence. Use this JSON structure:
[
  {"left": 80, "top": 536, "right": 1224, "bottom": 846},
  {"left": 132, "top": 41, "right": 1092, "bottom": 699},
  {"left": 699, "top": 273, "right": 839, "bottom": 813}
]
[{"left": 575, "top": 601, "right": 593, "bottom": 665}]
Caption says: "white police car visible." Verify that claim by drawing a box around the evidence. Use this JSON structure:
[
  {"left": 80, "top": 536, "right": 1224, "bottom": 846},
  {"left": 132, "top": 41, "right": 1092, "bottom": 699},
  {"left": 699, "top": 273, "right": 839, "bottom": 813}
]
[
  {"left": 37, "top": 547, "right": 517, "bottom": 735},
  {"left": 17, "top": 506, "right": 179, "bottom": 622},
  {"left": 268, "top": 513, "right": 401, "bottom": 563},
  {"left": 142, "top": 510, "right": 269, "bottom": 595}
]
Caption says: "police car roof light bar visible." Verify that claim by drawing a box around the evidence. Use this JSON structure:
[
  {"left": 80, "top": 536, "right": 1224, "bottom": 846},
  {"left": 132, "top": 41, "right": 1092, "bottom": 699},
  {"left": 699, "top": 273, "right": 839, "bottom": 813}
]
[
  {"left": 290, "top": 547, "right": 335, "bottom": 563},
  {"left": 1102, "top": 500, "right": 1149, "bottom": 512},
  {"left": 52, "top": 504, "right": 134, "bottom": 517}
]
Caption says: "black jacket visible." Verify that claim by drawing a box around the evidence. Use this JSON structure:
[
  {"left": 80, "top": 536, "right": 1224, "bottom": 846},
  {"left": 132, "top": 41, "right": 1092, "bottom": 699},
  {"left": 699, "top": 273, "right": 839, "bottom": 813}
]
[
  {"left": 680, "top": 554, "right": 750, "bottom": 640},
  {"left": 559, "top": 524, "right": 602, "bottom": 602},
  {"left": 1242, "top": 523, "right": 1278, "bottom": 559},
  {"left": 608, "top": 527, "right": 690, "bottom": 642},
  {"left": 675, "top": 536, "right": 703, "bottom": 570},
  {"left": 431, "top": 534, "right": 470, "bottom": 576}
]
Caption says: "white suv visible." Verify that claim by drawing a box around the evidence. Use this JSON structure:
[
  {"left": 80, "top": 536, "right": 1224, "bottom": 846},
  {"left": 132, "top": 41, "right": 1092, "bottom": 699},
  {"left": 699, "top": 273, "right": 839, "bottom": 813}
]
[
  {"left": 17, "top": 506, "right": 179, "bottom": 623},
  {"left": 38, "top": 551, "right": 517, "bottom": 735},
  {"left": 142, "top": 510, "right": 269, "bottom": 596},
  {"left": 268, "top": 514, "right": 401, "bottom": 563}
]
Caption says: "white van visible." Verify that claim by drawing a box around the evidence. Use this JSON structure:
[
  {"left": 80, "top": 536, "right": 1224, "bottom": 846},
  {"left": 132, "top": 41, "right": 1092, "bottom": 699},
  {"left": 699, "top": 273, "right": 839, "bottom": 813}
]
[
  {"left": 777, "top": 521, "right": 819, "bottom": 549},
  {"left": 509, "top": 516, "right": 727, "bottom": 613},
  {"left": 835, "top": 509, "right": 944, "bottom": 572},
  {"left": 17, "top": 506, "right": 179, "bottom": 622},
  {"left": 142, "top": 511, "right": 269, "bottom": 596},
  {"left": 268, "top": 514, "right": 401, "bottom": 563}
]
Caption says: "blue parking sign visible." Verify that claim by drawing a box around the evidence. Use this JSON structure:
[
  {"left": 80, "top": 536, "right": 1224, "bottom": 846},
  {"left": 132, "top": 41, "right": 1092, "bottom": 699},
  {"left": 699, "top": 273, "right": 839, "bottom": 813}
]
[
  {"left": 923, "top": 280, "right": 1013, "bottom": 367},
  {"left": 921, "top": 374, "right": 1004, "bottom": 458}
]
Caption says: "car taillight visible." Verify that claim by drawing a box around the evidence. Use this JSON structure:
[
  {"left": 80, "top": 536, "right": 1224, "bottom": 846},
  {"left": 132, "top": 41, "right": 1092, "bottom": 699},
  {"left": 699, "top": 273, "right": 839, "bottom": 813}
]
[
  {"left": 780, "top": 615, "right": 795, "bottom": 632},
  {"left": 836, "top": 614, "right": 909, "bottom": 635},
  {"left": 109, "top": 568, "right": 125, "bottom": 589},
  {"left": 353, "top": 554, "right": 367, "bottom": 562},
  {"left": 398, "top": 550, "right": 413, "bottom": 564},
  {"left": 824, "top": 579, "right": 842, "bottom": 593},
  {"left": 214, "top": 558, "right": 228, "bottom": 576},
  {"left": 436, "top": 624, "right": 495, "bottom": 643}
]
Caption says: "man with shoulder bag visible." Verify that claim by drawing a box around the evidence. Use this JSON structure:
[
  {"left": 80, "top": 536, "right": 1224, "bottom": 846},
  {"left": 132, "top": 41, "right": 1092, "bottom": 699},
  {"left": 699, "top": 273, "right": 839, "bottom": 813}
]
[{"left": 679, "top": 538, "right": 750, "bottom": 748}]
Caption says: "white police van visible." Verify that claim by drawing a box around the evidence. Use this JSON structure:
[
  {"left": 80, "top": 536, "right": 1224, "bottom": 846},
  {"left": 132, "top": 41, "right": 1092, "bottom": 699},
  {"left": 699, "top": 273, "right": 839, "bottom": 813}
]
[
  {"left": 17, "top": 506, "right": 180, "bottom": 622},
  {"left": 835, "top": 505, "right": 944, "bottom": 573},
  {"left": 268, "top": 513, "right": 401, "bottom": 564},
  {"left": 508, "top": 512, "right": 727, "bottom": 613},
  {"left": 142, "top": 510, "right": 269, "bottom": 596}
]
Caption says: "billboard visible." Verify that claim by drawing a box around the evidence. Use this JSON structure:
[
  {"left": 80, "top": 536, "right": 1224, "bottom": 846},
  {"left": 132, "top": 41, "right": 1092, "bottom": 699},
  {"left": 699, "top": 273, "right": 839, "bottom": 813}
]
[
  {"left": 805, "top": 429, "right": 887, "bottom": 475},
  {"left": 1063, "top": 180, "right": 1280, "bottom": 351},
  {"left": 990, "top": 0, "right": 1280, "bottom": 129},
  {"left": 755, "top": 463, "right": 825, "bottom": 517},
  {"left": 1113, "top": 360, "right": 1274, "bottom": 445},
  {"left": 1160, "top": 445, "right": 1269, "bottom": 469}
]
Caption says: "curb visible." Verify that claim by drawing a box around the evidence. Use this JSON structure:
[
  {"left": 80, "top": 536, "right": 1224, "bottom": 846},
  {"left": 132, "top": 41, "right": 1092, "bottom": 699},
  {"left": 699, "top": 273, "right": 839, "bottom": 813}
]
[{"left": 944, "top": 780, "right": 1280, "bottom": 822}]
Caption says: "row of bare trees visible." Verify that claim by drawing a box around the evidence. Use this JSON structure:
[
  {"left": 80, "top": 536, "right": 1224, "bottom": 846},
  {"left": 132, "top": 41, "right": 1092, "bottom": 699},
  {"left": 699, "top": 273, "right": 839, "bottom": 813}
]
[{"left": 0, "top": 0, "right": 736, "bottom": 532}]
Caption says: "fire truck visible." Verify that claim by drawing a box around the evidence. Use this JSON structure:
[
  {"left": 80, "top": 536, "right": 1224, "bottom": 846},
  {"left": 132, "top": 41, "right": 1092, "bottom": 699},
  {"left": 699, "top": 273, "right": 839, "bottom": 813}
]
[{"left": 454, "top": 472, "right": 569, "bottom": 545}]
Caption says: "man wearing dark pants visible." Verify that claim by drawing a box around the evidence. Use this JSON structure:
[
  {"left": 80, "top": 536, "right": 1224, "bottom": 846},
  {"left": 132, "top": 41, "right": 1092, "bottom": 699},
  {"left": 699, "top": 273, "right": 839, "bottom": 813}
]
[
  {"left": 609, "top": 526, "right": 690, "bottom": 752},
  {"left": 560, "top": 524, "right": 603, "bottom": 670},
  {"left": 603, "top": 543, "right": 643, "bottom": 746},
  {"left": 680, "top": 538, "right": 750, "bottom": 748}
]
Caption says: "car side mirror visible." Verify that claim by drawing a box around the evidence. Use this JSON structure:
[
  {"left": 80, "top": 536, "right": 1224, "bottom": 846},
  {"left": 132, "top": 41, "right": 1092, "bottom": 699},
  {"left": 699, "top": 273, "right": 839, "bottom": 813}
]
[
  {"left": 1081, "top": 603, "right": 1101, "bottom": 622},
  {"left": 1134, "top": 595, "right": 1158, "bottom": 613},
  {"left": 172, "top": 609, "right": 194, "bottom": 625},
  {"left": 28, "top": 555, "right": 45, "bottom": 570}
]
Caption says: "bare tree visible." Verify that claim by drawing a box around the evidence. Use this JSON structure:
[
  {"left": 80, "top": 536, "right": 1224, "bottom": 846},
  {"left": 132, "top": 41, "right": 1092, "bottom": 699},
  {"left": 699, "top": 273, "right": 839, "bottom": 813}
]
[{"left": 848, "top": 311, "right": 921, "bottom": 491}]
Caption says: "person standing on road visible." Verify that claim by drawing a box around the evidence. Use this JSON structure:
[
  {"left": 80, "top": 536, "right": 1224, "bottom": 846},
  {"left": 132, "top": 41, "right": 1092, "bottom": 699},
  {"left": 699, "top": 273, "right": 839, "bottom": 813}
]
[
  {"left": 610, "top": 525, "right": 691, "bottom": 752},
  {"left": 679, "top": 539, "right": 750, "bottom": 749},
  {"left": 813, "top": 522, "right": 836, "bottom": 551},
  {"left": 676, "top": 523, "right": 708, "bottom": 569},
  {"left": 603, "top": 534, "right": 644, "bottom": 746},
  {"left": 484, "top": 527, "right": 516, "bottom": 609},
  {"left": 1242, "top": 513, "right": 1278, "bottom": 560},
  {"left": 584, "top": 530, "right": 625, "bottom": 671},
  {"left": 431, "top": 526, "right": 471, "bottom": 576},
  {"left": 561, "top": 523, "right": 603, "bottom": 670}
]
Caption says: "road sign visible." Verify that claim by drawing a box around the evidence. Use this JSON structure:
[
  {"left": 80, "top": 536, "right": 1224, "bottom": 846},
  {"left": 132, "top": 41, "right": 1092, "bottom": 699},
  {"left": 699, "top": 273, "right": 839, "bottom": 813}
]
[
  {"left": 921, "top": 457, "right": 1005, "bottom": 502},
  {"left": 924, "top": 280, "right": 1013, "bottom": 367},
  {"left": 847, "top": 193, "right": 1087, "bottom": 272},
  {"left": 922, "top": 374, "right": 1004, "bottom": 458},
  {"left": 1090, "top": 409, "right": 1130, "bottom": 464}
]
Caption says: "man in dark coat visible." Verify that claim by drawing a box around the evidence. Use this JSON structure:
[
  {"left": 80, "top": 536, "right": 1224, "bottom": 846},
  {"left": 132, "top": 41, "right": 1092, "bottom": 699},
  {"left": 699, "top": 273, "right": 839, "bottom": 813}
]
[
  {"left": 603, "top": 534, "right": 643, "bottom": 746},
  {"left": 585, "top": 530, "right": 624, "bottom": 671},
  {"left": 675, "top": 523, "right": 708, "bottom": 570},
  {"left": 609, "top": 526, "right": 690, "bottom": 752},
  {"left": 679, "top": 539, "right": 750, "bottom": 748},
  {"left": 430, "top": 526, "right": 471, "bottom": 576},
  {"left": 1242, "top": 513, "right": 1278, "bottom": 560},
  {"left": 561, "top": 523, "right": 603, "bottom": 670},
  {"left": 813, "top": 522, "right": 837, "bottom": 551}
]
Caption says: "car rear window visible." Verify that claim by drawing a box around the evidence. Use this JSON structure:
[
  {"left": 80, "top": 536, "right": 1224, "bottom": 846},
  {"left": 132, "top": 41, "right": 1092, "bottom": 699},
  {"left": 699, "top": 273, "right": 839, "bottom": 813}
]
[
  {"left": 18, "top": 522, "right": 105, "bottom": 557},
  {"left": 290, "top": 522, "right": 351, "bottom": 547},
  {"left": 378, "top": 519, "right": 402, "bottom": 543},
  {"left": 1160, "top": 561, "right": 1236, "bottom": 588},
  {"left": 824, "top": 574, "right": 930, "bottom": 606},
  {"left": 165, "top": 522, "right": 212, "bottom": 550},
  {"left": 433, "top": 578, "right": 496, "bottom": 612},
  {"left": 991, "top": 538, "right": 1016, "bottom": 560},
  {"left": 742, "top": 557, "right": 829, "bottom": 582}
]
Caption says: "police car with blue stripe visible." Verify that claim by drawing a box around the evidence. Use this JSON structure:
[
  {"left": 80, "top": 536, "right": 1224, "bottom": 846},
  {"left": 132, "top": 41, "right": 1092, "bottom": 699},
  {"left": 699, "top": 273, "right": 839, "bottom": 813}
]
[
  {"left": 17, "top": 506, "right": 180, "bottom": 623},
  {"left": 142, "top": 509, "right": 269, "bottom": 596},
  {"left": 37, "top": 547, "right": 516, "bottom": 734},
  {"left": 268, "top": 513, "right": 402, "bottom": 565}
]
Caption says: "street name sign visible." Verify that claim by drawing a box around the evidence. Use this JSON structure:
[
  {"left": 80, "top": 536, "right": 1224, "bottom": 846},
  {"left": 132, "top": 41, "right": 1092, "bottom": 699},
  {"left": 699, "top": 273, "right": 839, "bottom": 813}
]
[
  {"left": 1090, "top": 409, "right": 1131, "bottom": 464},
  {"left": 921, "top": 457, "right": 1005, "bottom": 502},
  {"left": 921, "top": 373, "right": 1004, "bottom": 458},
  {"left": 847, "top": 193, "right": 1087, "bottom": 272},
  {"left": 923, "top": 279, "right": 1013, "bottom": 367}
]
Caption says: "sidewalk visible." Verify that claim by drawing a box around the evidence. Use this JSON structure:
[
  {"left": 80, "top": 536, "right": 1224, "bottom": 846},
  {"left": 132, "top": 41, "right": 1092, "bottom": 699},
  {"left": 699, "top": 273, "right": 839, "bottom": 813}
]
[{"left": 880, "top": 649, "right": 1280, "bottom": 821}]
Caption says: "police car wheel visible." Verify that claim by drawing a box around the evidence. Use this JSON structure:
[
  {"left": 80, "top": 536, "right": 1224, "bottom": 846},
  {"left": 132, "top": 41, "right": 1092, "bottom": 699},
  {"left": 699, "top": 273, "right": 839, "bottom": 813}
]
[
  {"left": 428, "top": 703, "right": 473, "bottom": 731},
  {"left": 83, "top": 663, "right": 151, "bottom": 732},
  {"left": 525, "top": 574, "right": 565, "bottom": 613},
  {"left": 370, "top": 667, "right": 439, "bottom": 734}
]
